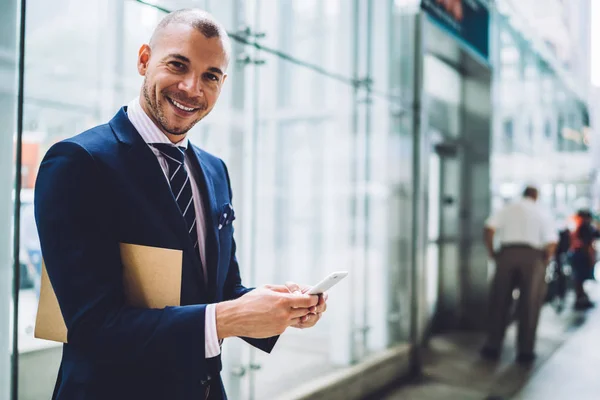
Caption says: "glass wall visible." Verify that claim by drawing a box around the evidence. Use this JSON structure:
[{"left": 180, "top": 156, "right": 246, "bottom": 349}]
[
  {"left": 14, "top": 0, "right": 415, "bottom": 399},
  {"left": 1, "top": 1, "right": 21, "bottom": 399},
  {"left": 17, "top": 1, "right": 136, "bottom": 398}
]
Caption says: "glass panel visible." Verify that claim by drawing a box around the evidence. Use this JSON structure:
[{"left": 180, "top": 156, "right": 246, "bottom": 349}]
[
  {"left": 364, "top": 0, "right": 415, "bottom": 352},
  {"left": 389, "top": 3, "right": 417, "bottom": 343},
  {"left": 248, "top": 39, "right": 358, "bottom": 400},
  {"left": 18, "top": 1, "right": 143, "bottom": 398},
  {"left": 1, "top": 0, "right": 21, "bottom": 398},
  {"left": 189, "top": 1, "right": 254, "bottom": 397},
  {"left": 257, "top": 0, "right": 345, "bottom": 73},
  {"left": 246, "top": 1, "right": 359, "bottom": 398}
]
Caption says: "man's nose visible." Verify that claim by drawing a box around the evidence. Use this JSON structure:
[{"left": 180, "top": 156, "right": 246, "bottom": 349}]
[{"left": 179, "top": 74, "right": 202, "bottom": 97}]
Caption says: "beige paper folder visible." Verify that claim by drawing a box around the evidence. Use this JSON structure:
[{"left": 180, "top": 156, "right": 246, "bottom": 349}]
[{"left": 34, "top": 243, "right": 183, "bottom": 343}]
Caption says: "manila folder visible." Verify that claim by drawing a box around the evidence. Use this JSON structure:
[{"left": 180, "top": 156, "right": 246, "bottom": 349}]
[{"left": 34, "top": 243, "right": 182, "bottom": 343}]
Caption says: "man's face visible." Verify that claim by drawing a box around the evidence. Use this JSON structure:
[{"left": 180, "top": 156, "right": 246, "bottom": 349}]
[{"left": 137, "top": 23, "right": 228, "bottom": 138}]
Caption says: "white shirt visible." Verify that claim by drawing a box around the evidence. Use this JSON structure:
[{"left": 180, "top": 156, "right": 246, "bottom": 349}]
[
  {"left": 485, "top": 197, "right": 557, "bottom": 249},
  {"left": 127, "top": 98, "right": 220, "bottom": 358}
]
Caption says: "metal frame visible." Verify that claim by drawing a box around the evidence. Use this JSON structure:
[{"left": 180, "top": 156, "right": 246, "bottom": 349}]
[{"left": 11, "top": 1, "right": 26, "bottom": 399}]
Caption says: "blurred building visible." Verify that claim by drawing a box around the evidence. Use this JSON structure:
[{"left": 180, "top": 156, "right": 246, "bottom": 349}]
[
  {"left": 0, "top": 1, "right": 593, "bottom": 399},
  {"left": 492, "top": 0, "right": 593, "bottom": 221}
]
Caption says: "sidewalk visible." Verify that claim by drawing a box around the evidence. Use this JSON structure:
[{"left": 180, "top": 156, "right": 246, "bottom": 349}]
[
  {"left": 380, "top": 285, "right": 599, "bottom": 399},
  {"left": 514, "top": 302, "right": 600, "bottom": 399}
]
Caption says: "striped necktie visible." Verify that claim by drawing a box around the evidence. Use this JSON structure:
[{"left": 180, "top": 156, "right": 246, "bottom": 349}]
[{"left": 151, "top": 143, "right": 199, "bottom": 252}]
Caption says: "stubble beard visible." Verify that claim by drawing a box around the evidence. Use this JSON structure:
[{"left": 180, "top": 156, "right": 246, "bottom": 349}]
[{"left": 142, "top": 77, "right": 202, "bottom": 136}]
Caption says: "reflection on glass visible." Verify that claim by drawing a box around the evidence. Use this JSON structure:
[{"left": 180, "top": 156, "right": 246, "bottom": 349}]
[
  {"left": 541, "top": 183, "right": 554, "bottom": 207},
  {"left": 568, "top": 184, "right": 577, "bottom": 203},
  {"left": 555, "top": 183, "right": 567, "bottom": 206},
  {"left": 1, "top": 0, "right": 21, "bottom": 397},
  {"left": 248, "top": 2, "right": 358, "bottom": 394},
  {"left": 499, "top": 182, "right": 519, "bottom": 200}
]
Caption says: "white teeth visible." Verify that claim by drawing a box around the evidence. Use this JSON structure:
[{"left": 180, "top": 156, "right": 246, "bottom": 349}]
[{"left": 170, "top": 98, "right": 196, "bottom": 112}]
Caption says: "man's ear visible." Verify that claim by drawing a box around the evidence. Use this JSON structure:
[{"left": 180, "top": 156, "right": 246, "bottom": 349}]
[{"left": 137, "top": 44, "right": 151, "bottom": 76}]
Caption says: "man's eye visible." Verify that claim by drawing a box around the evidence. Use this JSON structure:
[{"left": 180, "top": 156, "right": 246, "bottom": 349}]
[
  {"left": 204, "top": 73, "right": 218, "bottom": 82},
  {"left": 170, "top": 61, "right": 185, "bottom": 70}
]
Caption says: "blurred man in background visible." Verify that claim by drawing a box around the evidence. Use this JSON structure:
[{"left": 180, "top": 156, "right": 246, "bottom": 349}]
[
  {"left": 480, "top": 186, "right": 556, "bottom": 364},
  {"left": 568, "top": 209, "right": 598, "bottom": 310}
]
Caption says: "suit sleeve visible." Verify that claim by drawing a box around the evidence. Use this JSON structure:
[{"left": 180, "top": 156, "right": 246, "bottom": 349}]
[
  {"left": 35, "top": 141, "right": 210, "bottom": 380},
  {"left": 220, "top": 160, "right": 279, "bottom": 353}
]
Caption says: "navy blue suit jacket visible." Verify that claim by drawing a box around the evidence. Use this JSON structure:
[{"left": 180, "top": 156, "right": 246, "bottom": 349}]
[{"left": 34, "top": 107, "right": 277, "bottom": 400}]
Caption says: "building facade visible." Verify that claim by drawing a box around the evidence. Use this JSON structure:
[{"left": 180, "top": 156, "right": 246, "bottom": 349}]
[{"left": 0, "top": 1, "right": 592, "bottom": 399}]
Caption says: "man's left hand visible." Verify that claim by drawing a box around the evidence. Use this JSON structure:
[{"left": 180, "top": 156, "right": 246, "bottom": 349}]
[{"left": 284, "top": 282, "right": 328, "bottom": 329}]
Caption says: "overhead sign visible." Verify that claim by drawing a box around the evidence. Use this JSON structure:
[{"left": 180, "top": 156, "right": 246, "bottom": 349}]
[{"left": 421, "top": 0, "right": 490, "bottom": 61}]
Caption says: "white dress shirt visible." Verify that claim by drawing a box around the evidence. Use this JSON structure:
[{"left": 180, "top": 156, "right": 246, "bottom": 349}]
[
  {"left": 127, "top": 98, "right": 220, "bottom": 358},
  {"left": 485, "top": 197, "right": 557, "bottom": 250}
]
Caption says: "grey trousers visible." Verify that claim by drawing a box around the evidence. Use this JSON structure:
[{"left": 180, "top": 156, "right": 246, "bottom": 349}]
[{"left": 485, "top": 246, "right": 547, "bottom": 354}]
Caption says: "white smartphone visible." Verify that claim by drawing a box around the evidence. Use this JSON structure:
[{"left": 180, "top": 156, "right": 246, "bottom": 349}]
[{"left": 306, "top": 271, "right": 349, "bottom": 295}]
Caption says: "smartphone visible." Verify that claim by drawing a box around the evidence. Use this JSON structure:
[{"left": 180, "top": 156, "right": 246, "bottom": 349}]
[{"left": 306, "top": 271, "right": 349, "bottom": 295}]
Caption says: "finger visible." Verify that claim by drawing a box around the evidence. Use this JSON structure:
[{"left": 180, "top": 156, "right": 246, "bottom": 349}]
[
  {"left": 285, "top": 281, "right": 301, "bottom": 294},
  {"left": 289, "top": 307, "right": 311, "bottom": 319},
  {"left": 289, "top": 317, "right": 306, "bottom": 328},
  {"left": 264, "top": 284, "right": 292, "bottom": 293},
  {"left": 297, "top": 314, "right": 313, "bottom": 326},
  {"left": 316, "top": 302, "right": 327, "bottom": 314},
  {"left": 286, "top": 293, "right": 319, "bottom": 308},
  {"left": 300, "top": 313, "right": 319, "bottom": 328},
  {"left": 313, "top": 312, "right": 322, "bottom": 324},
  {"left": 317, "top": 295, "right": 325, "bottom": 307},
  {"left": 321, "top": 292, "right": 329, "bottom": 303},
  {"left": 300, "top": 285, "right": 312, "bottom": 294}
]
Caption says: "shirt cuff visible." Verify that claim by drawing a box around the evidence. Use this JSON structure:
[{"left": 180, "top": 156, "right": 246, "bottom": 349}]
[{"left": 205, "top": 304, "right": 221, "bottom": 358}]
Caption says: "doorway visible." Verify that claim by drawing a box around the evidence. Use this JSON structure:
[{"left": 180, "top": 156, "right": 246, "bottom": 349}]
[{"left": 420, "top": 16, "right": 493, "bottom": 337}]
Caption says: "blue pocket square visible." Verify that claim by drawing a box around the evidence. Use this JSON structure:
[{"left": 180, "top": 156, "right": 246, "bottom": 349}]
[{"left": 218, "top": 203, "right": 236, "bottom": 230}]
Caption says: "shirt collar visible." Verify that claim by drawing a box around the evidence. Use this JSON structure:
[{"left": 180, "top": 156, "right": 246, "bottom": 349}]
[{"left": 126, "top": 97, "right": 189, "bottom": 149}]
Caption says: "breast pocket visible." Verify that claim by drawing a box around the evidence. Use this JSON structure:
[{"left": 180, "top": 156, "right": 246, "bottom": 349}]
[{"left": 216, "top": 202, "right": 235, "bottom": 231}]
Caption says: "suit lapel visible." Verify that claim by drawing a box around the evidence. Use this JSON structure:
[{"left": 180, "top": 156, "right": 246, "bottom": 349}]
[
  {"left": 109, "top": 108, "right": 206, "bottom": 287},
  {"left": 187, "top": 145, "right": 221, "bottom": 300}
]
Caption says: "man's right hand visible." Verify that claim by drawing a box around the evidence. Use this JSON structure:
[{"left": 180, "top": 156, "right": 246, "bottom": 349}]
[{"left": 215, "top": 285, "right": 318, "bottom": 340}]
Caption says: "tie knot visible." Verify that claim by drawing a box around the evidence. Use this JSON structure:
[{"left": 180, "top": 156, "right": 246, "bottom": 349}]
[{"left": 151, "top": 143, "right": 186, "bottom": 165}]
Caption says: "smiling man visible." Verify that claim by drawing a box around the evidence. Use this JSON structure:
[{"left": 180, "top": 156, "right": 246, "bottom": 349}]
[
  {"left": 34, "top": 9, "right": 327, "bottom": 400},
  {"left": 140, "top": 13, "right": 227, "bottom": 138}
]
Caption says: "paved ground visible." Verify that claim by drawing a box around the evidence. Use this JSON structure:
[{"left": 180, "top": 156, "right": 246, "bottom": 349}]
[
  {"left": 381, "top": 285, "right": 599, "bottom": 400},
  {"left": 514, "top": 300, "right": 600, "bottom": 400}
]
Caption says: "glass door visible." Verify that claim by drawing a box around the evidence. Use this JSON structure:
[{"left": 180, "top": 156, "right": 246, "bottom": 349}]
[
  {"left": 434, "top": 144, "right": 461, "bottom": 331},
  {"left": 424, "top": 135, "right": 462, "bottom": 338},
  {"left": 425, "top": 150, "right": 441, "bottom": 329}
]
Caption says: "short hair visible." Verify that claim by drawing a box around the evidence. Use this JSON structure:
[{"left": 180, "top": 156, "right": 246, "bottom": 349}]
[
  {"left": 577, "top": 209, "right": 592, "bottom": 219},
  {"left": 523, "top": 186, "right": 538, "bottom": 199},
  {"left": 149, "top": 9, "right": 231, "bottom": 62}
]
